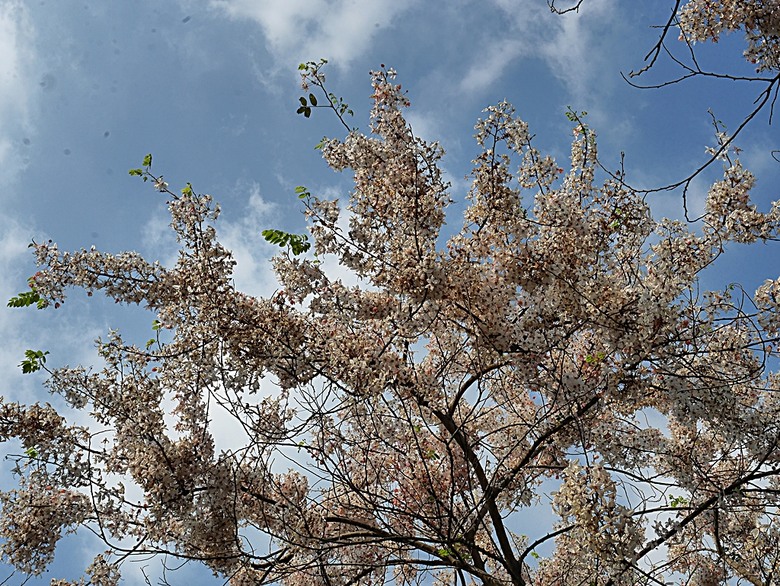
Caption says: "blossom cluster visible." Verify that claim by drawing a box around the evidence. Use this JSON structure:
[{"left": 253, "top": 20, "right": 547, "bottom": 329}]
[{"left": 678, "top": 0, "right": 780, "bottom": 71}]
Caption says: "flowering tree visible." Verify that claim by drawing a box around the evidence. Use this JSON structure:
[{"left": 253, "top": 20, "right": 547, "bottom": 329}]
[{"left": 3, "top": 3, "right": 780, "bottom": 586}]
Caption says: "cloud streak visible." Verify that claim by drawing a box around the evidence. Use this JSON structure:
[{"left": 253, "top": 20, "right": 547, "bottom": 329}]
[
  {"left": 0, "top": 1, "right": 35, "bottom": 184},
  {"left": 209, "top": 0, "right": 415, "bottom": 69},
  {"left": 459, "top": 0, "right": 617, "bottom": 104}
]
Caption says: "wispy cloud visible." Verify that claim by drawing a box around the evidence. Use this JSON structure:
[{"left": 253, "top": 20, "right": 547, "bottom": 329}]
[
  {"left": 460, "top": 0, "right": 617, "bottom": 104},
  {"left": 535, "top": 0, "right": 615, "bottom": 102},
  {"left": 208, "top": 0, "right": 415, "bottom": 70},
  {"left": 0, "top": 1, "right": 35, "bottom": 185},
  {"left": 218, "top": 182, "right": 281, "bottom": 297},
  {"left": 459, "top": 38, "right": 526, "bottom": 95}
]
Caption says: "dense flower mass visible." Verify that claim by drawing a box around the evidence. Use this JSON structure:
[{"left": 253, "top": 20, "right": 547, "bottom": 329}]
[
  {"left": 1, "top": 3, "right": 780, "bottom": 584},
  {"left": 678, "top": 0, "right": 780, "bottom": 70}
]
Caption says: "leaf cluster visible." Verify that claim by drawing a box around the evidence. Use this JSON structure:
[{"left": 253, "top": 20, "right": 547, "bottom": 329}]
[
  {"left": 261, "top": 229, "right": 311, "bottom": 256},
  {"left": 7, "top": 290, "right": 47, "bottom": 310},
  {"left": 19, "top": 349, "right": 49, "bottom": 374}
]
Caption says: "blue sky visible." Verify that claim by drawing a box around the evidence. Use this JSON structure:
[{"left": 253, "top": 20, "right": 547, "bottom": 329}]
[{"left": 1, "top": 0, "right": 778, "bottom": 583}]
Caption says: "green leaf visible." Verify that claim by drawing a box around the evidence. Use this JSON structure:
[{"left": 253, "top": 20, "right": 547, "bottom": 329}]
[
  {"left": 289, "top": 234, "right": 310, "bottom": 256},
  {"left": 128, "top": 168, "right": 144, "bottom": 176},
  {"left": 262, "top": 229, "right": 285, "bottom": 246},
  {"left": 303, "top": 107, "right": 311, "bottom": 118},
  {"left": 24, "top": 446, "right": 38, "bottom": 459},
  {"left": 565, "top": 107, "right": 588, "bottom": 123},
  {"left": 7, "top": 290, "right": 48, "bottom": 310},
  {"left": 584, "top": 352, "right": 606, "bottom": 364},
  {"left": 262, "top": 229, "right": 311, "bottom": 256},
  {"left": 142, "top": 153, "right": 152, "bottom": 167},
  {"left": 309, "top": 93, "right": 317, "bottom": 107},
  {"left": 20, "top": 349, "right": 49, "bottom": 374},
  {"left": 299, "top": 96, "right": 307, "bottom": 106},
  {"left": 152, "top": 319, "right": 162, "bottom": 331},
  {"left": 181, "top": 182, "right": 193, "bottom": 196}
]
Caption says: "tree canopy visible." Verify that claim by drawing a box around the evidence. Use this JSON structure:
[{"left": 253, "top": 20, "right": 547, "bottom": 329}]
[{"left": 2, "top": 1, "right": 780, "bottom": 585}]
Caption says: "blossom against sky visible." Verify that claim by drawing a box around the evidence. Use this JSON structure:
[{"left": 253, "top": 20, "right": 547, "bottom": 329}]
[{"left": 0, "top": 0, "right": 778, "bottom": 583}]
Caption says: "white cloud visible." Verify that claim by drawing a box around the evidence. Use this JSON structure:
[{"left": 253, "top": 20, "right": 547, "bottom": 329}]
[
  {"left": 458, "top": 38, "right": 526, "bottom": 95},
  {"left": 0, "top": 1, "right": 35, "bottom": 184},
  {"left": 0, "top": 2, "right": 31, "bottom": 121},
  {"left": 0, "top": 217, "right": 31, "bottom": 272},
  {"left": 217, "top": 182, "right": 281, "bottom": 298},
  {"left": 140, "top": 207, "right": 180, "bottom": 267},
  {"left": 740, "top": 138, "right": 780, "bottom": 187},
  {"left": 460, "top": 0, "right": 617, "bottom": 104},
  {"left": 536, "top": 0, "right": 614, "bottom": 101},
  {"left": 209, "top": 0, "right": 414, "bottom": 69}
]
